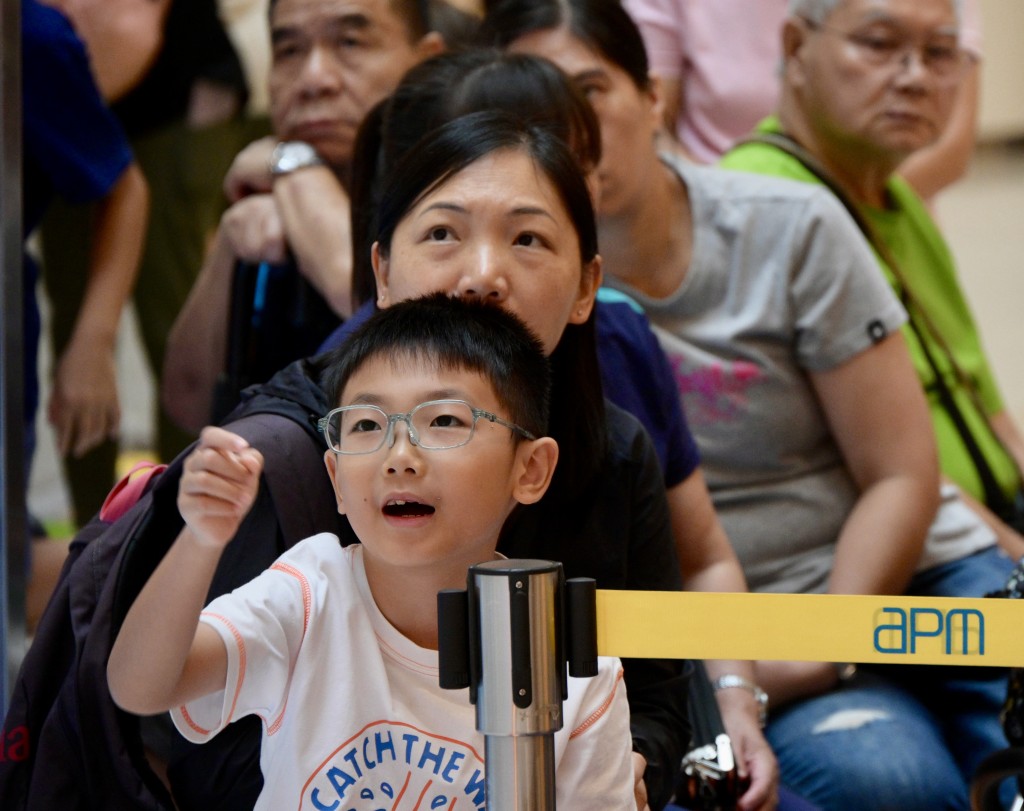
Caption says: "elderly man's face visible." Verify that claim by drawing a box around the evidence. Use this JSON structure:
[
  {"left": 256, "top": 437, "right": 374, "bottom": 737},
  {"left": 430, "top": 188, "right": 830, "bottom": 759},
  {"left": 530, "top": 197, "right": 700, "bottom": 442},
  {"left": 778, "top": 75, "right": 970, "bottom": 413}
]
[
  {"left": 268, "top": 0, "right": 435, "bottom": 171},
  {"left": 791, "top": 0, "right": 963, "bottom": 164}
]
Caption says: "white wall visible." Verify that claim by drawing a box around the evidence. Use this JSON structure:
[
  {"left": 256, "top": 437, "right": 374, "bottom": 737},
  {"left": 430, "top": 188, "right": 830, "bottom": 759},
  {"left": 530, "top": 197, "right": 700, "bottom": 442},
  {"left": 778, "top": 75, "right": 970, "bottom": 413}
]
[{"left": 978, "top": 0, "right": 1024, "bottom": 141}]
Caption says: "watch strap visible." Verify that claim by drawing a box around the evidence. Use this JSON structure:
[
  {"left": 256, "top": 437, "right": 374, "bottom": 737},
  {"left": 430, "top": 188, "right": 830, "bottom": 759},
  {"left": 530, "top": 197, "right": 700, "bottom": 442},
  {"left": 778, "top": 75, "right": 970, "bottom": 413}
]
[
  {"left": 711, "top": 674, "right": 769, "bottom": 727},
  {"left": 269, "top": 141, "right": 324, "bottom": 176}
]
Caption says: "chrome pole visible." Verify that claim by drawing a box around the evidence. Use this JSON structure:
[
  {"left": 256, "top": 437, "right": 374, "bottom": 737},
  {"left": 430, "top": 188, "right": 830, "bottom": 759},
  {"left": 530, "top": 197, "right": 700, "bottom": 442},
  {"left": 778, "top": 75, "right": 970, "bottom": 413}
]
[
  {"left": 438, "top": 560, "right": 597, "bottom": 810},
  {"left": 472, "top": 559, "right": 563, "bottom": 810}
]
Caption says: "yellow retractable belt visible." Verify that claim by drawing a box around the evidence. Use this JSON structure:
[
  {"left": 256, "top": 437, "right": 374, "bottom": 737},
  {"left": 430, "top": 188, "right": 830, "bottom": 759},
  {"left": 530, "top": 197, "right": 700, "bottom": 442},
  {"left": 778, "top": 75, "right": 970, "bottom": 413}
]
[{"left": 595, "top": 591, "right": 1022, "bottom": 667}]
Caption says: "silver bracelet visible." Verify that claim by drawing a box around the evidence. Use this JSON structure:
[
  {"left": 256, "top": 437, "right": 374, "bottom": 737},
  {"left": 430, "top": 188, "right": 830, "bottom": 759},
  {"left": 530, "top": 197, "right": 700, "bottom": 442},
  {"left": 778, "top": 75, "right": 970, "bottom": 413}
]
[{"left": 711, "top": 674, "right": 769, "bottom": 728}]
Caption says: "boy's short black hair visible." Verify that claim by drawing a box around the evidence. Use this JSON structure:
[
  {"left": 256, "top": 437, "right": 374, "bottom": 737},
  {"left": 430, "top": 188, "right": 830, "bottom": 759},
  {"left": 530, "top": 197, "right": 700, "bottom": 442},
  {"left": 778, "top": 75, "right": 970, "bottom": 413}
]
[{"left": 321, "top": 293, "right": 551, "bottom": 439}]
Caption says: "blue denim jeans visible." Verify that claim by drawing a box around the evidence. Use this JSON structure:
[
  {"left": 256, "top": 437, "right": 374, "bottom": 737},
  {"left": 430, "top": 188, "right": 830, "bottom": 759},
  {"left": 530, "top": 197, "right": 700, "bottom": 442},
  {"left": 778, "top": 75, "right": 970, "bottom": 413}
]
[{"left": 765, "top": 547, "right": 1016, "bottom": 811}]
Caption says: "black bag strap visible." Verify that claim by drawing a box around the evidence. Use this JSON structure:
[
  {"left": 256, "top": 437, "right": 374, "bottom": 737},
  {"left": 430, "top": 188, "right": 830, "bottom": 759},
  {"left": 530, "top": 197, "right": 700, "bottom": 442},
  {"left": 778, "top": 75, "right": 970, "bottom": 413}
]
[
  {"left": 740, "top": 131, "right": 1016, "bottom": 516},
  {"left": 231, "top": 411, "right": 339, "bottom": 544}
]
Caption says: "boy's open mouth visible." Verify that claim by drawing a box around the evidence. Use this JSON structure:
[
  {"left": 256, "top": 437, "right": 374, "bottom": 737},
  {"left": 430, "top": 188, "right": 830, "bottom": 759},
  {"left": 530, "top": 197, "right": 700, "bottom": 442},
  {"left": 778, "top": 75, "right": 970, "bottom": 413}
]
[{"left": 383, "top": 499, "right": 436, "bottom": 518}]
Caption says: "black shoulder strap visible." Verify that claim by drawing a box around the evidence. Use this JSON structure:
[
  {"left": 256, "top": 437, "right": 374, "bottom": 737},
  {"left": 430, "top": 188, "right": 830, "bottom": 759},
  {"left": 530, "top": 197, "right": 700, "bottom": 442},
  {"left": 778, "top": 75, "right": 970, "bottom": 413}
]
[{"left": 231, "top": 411, "right": 338, "bottom": 544}]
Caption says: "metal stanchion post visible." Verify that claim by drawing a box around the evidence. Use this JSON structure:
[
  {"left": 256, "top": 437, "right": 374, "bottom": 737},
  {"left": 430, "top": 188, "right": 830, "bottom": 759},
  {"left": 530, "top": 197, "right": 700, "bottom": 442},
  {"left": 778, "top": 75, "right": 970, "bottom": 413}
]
[
  {"left": 438, "top": 559, "right": 597, "bottom": 811},
  {"left": 1, "top": 0, "right": 26, "bottom": 714}
]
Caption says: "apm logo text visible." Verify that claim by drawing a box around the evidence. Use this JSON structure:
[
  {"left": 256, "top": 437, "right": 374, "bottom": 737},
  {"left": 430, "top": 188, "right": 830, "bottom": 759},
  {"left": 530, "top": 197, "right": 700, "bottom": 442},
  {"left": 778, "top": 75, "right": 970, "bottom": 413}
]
[{"left": 873, "top": 607, "right": 984, "bottom": 656}]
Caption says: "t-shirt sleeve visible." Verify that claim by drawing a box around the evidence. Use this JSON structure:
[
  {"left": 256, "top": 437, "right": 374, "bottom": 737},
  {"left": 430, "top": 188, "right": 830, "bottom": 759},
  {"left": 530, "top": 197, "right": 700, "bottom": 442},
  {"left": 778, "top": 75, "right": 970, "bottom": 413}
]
[
  {"left": 22, "top": 2, "right": 132, "bottom": 203},
  {"left": 961, "top": 0, "right": 983, "bottom": 58},
  {"left": 597, "top": 293, "right": 700, "bottom": 487},
  {"left": 555, "top": 659, "right": 636, "bottom": 810},
  {"left": 171, "top": 548, "right": 316, "bottom": 743},
  {"left": 789, "top": 188, "right": 908, "bottom": 371}
]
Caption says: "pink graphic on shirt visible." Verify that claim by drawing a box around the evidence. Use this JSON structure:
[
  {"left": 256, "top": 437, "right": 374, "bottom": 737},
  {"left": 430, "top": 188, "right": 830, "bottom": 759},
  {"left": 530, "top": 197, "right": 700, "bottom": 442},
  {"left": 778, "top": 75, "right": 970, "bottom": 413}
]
[
  {"left": 666, "top": 354, "right": 763, "bottom": 425},
  {"left": 299, "top": 720, "right": 485, "bottom": 810}
]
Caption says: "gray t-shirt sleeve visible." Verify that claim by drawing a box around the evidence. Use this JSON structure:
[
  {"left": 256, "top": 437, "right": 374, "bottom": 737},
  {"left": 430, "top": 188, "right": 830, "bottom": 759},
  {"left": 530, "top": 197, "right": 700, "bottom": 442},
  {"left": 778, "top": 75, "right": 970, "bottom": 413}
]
[{"left": 789, "top": 186, "right": 907, "bottom": 371}]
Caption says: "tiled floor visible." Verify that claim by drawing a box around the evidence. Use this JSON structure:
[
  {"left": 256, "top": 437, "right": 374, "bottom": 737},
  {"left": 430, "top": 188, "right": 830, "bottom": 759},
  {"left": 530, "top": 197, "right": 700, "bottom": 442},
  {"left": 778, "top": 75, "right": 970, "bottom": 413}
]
[{"left": 25, "top": 140, "right": 1024, "bottom": 528}]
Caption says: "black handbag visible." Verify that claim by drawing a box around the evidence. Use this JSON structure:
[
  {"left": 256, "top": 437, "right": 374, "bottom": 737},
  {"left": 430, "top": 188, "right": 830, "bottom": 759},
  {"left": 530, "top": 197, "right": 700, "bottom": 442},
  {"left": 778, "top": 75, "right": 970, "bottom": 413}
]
[
  {"left": 212, "top": 257, "right": 341, "bottom": 423},
  {"left": 674, "top": 661, "right": 750, "bottom": 809}
]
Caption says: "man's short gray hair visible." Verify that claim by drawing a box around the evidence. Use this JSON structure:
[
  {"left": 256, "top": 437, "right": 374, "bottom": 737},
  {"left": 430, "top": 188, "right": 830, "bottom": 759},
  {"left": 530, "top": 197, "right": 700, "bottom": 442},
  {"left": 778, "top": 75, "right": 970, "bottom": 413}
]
[{"left": 787, "top": 0, "right": 962, "bottom": 26}]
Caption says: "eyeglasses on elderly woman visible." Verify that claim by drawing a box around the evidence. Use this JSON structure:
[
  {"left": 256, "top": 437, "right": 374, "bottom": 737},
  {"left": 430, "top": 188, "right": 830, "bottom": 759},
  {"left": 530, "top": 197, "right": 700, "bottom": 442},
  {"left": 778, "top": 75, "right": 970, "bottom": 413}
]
[{"left": 802, "top": 17, "right": 967, "bottom": 80}]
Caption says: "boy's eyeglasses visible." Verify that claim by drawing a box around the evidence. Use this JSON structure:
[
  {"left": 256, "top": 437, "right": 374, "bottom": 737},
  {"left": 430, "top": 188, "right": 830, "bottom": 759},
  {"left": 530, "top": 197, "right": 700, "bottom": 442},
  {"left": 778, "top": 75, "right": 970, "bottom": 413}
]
[
  {"left": 803, "top": 18, "right": 966, "bottom": 80},
  {"left": 318, "top": 399, "right": 535, "bottom": 455}
]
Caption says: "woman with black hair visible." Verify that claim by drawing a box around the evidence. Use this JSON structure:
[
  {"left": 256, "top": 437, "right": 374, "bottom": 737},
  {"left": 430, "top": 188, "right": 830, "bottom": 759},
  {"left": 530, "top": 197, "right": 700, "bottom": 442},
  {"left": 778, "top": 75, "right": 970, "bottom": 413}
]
[
  {"left": 318, "top": 50, "right": 772, "bottom": 808},
  {"left": 319, "top": 49, "right": 774, "bottom": 811},
  {"left": 319, "top": 79, "right": 688, "bottom": 804}
]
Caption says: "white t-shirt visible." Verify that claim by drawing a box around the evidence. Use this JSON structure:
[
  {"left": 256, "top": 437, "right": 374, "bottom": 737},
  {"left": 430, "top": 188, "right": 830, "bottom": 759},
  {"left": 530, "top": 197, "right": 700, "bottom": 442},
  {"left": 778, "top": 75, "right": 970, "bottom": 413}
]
[{"left": 172, "top": 536, "right": 634, "bottom": 810}]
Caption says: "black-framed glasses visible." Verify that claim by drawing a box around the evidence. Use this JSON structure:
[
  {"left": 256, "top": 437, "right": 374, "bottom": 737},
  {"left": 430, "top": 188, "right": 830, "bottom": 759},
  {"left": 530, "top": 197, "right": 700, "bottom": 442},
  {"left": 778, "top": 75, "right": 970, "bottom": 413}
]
[
  {"left": 318, "top": 399, "right": 536, "bottom": 455},
  {"left": 803, "top": 17, "right": 966, "bottom": 79}
]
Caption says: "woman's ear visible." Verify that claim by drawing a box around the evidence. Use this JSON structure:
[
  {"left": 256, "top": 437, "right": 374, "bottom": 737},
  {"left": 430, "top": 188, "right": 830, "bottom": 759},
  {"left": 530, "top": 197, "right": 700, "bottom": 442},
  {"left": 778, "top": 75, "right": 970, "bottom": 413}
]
[
  {"left": 323, "top": 450, "right": 347, "bottom": 515},
  {"left": 512, "top": 438, "right": 559, "bottom": 506},
  {"left": 646, "top": 72, "right": 666, "bottom": 133},
  {"left": 371, "top": 242, "right": 392, "bottom": 307},
  {"left": 415, "top": 30, "right": 445, "bottom": 60},
  {"left": 569, "top": 255, "right": 602, "bottom": 325}
]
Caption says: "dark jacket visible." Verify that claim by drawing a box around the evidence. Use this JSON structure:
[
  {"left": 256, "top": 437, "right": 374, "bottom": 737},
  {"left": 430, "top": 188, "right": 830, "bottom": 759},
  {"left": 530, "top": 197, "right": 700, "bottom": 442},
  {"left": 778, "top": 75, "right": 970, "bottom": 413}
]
[{"left": 0, "top": 359, "right": 334, "bottom": 811}]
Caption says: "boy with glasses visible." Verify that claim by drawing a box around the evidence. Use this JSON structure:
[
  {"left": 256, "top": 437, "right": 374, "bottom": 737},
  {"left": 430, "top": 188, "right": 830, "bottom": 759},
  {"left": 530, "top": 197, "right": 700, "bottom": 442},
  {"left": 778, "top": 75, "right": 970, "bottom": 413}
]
[{"left": 107, "top": 293, "right": 634, "bottom": 809}]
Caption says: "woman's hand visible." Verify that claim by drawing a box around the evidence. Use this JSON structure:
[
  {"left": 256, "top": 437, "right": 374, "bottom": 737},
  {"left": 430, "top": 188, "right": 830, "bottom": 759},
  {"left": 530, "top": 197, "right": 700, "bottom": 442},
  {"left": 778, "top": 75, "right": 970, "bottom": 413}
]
[
  {"left": 223, "top": 136, "right": 278, "bottom": 203},
  {"left": 631, "top": 752, "right": 650, "bottom": 811},
  {"left": 715, "top": 688, "right": 779, "bottom": 810}
]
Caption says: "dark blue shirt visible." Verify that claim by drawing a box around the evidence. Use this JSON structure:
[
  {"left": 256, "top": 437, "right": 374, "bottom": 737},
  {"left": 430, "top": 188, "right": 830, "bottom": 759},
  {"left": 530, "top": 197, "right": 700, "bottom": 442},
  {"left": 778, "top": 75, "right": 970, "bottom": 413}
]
[{"left": 21, "top": 0, "right": 133, "bottom": 447}]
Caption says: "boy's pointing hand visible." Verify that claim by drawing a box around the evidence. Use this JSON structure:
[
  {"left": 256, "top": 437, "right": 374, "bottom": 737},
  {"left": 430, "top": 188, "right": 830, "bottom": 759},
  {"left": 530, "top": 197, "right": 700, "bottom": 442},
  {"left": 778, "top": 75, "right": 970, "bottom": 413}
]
[{"left": 179, "top": 426, "right": 264, "bottom": 549}]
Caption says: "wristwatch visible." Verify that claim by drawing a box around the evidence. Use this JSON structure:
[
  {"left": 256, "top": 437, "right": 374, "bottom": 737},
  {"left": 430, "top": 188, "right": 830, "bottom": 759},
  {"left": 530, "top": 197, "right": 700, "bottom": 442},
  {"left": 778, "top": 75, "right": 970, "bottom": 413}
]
[
  {"left": 269, "top": 141, "right": 324, "bottom": 176},
  {"left": 712, "top": 674, "right": 769, "bottom": 728}
]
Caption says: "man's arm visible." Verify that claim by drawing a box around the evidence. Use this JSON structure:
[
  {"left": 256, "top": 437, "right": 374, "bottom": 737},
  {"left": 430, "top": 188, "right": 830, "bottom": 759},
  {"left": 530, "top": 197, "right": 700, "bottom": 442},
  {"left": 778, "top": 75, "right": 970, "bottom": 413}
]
[
  {"left": 272, "top": 167, "right": 354, "bottom": 319},
  {"left": 108, "top": 427, "right": 262, "bottom": 714},
  {"left": 163, "top": 140, "right": 353, "bottom": 432},
  {"left": 48, "top": 162, "right": 147, "bottom": 458},
  {"left": 225, "top": 136, "right": 354, "bottom": 318},
  {"left": 898, "top": 59, "right": 980, "bottom": 201},
  {"left": 162, "top": 217, "right": 252, "bottom": 434}
]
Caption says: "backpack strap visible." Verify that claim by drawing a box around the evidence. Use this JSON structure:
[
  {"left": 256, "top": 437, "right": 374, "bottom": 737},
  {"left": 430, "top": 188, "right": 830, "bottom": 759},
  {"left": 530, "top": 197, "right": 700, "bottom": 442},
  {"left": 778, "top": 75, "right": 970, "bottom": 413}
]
[
  {"left": 99, "top": 462, "right": 168, "bottom": 523},
  {"left": 231, "top": 411, "right": 338, "bottom": 544}
]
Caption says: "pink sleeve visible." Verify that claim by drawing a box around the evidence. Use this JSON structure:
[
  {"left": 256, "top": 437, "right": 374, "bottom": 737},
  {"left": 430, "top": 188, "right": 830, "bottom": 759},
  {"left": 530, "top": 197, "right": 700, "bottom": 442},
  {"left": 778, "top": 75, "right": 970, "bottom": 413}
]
[
  {"left": 960, "top": 0, "right": 983, "bottom": 59},
  {"left": 622, "top": 0, "right": 688, "bottom": 78}
]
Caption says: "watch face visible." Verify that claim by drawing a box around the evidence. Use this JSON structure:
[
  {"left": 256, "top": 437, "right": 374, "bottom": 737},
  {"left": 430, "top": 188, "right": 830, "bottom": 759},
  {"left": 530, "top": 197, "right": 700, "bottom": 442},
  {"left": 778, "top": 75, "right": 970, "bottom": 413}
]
[{"left": 273, "top": 142, "right": 321, "bottom": 175}]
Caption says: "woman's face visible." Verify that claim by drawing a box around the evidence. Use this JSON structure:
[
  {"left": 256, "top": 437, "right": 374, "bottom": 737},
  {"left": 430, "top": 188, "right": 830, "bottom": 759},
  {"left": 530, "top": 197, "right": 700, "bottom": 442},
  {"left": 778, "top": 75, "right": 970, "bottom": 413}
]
[
  {"left": 508, "top": 26, "right": 661, "bottom": 218},
  {"left": 372, "top": 147, "right": 601, "bottom": 354}
]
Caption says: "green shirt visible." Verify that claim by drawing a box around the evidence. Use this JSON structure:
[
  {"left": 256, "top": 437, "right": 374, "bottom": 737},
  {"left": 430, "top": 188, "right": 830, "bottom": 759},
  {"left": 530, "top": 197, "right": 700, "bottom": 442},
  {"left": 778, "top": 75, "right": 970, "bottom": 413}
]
[{"left": 722, "top": 116, "right": 1021, "bottom": 504}]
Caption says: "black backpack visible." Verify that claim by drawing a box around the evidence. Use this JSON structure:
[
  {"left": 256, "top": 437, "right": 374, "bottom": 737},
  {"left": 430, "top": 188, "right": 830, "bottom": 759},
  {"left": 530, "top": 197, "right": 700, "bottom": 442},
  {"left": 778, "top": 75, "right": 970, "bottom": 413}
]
[{"left": 0, "top": 361, "right": 339, "bottom": 811}]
